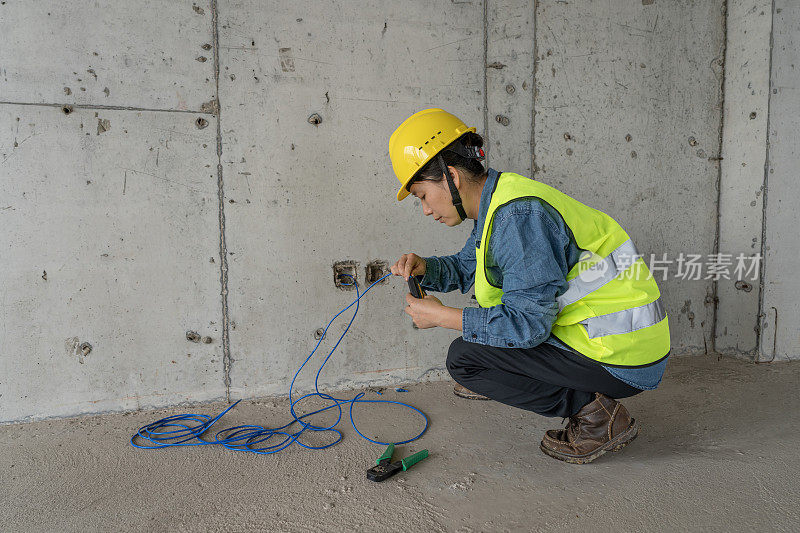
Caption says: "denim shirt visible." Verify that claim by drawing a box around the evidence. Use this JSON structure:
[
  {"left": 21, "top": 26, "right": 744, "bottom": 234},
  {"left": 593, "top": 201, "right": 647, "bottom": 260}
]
[{"left": 421, "top": 168, "right": 667, "bottom": 390}]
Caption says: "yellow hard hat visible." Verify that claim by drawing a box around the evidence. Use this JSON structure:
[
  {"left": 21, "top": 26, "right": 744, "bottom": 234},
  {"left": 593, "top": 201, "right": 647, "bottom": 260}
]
[{"left": 389, "top": 108, "right": 476, "bottom": 201}]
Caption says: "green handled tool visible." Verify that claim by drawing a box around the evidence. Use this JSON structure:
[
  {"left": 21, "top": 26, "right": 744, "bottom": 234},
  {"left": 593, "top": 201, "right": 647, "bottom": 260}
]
[{"left": 366, "top": 444, "right": 428, "bottom": 482}]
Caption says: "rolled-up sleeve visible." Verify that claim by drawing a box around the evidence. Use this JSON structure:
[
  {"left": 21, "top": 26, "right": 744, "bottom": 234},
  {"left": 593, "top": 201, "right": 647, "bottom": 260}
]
[
  {"left": 461, "top": 202, "right": 571, "bottom": 348},
  {"left": 420, "top": 222, "right": 478, "bottom": 294}
]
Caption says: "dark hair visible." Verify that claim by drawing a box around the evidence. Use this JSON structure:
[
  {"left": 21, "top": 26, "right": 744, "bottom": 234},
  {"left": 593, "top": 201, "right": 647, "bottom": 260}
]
[{"left": 408, "top": 132, "right": 487, "bottom": 189}]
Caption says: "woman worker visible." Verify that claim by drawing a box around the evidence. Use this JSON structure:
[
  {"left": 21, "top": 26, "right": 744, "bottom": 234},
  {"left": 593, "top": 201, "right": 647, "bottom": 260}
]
[{"left": 389, "top": 109, "right": 670, "bottom": 464}]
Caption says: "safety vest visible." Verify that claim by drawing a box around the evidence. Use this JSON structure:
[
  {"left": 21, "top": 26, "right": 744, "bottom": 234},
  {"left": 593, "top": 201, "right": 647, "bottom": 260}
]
[{"left": 475, "top": 172, "right": 670, "bottom": 367}]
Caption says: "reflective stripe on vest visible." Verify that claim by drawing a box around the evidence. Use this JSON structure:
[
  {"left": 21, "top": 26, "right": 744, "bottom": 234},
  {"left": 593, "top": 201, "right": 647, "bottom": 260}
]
[
  {"left": 556, "top": 238, "right": 640, "bottom": 312},
  {"left": 580, "top": 298, "right": 666, "bottom": 339}
]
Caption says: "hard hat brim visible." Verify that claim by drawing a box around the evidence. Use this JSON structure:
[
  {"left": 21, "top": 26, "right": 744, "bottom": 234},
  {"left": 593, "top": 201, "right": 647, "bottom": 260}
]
[{"left": 397, "top": 185, "right": 412, "bottom": 202}]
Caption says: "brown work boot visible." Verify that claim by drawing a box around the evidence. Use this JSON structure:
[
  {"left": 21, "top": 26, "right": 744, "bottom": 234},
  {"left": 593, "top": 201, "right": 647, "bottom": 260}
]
[
  {"left": 453, "top": 383, "right": 490, "bottom": 401},
  {"left": 539, "top": 393, "right": 639, "bottom": 464}
]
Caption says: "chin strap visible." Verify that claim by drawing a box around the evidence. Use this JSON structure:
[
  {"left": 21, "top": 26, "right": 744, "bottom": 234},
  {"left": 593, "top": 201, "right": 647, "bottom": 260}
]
[{"left": 438, "top": 154, "right": 467, "bottom": 221}]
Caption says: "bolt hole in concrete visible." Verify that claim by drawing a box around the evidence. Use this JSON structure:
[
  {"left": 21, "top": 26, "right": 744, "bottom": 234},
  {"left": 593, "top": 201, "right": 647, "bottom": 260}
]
[
  {"left": 196, "top": 117, "right": 208, "bottom": 129},
  {"left": 62, "top": 105, "right": 73, "bottom": 115},
  {"left": 308, "top": 113, "right": 322, "bottom": 126},
  {"left": 97, "top": 118, "right": 110, "bottom": 135},
  {"left": 735, "top": 280, "right": 753, "bottom": 292},
  {"left": 333, "top": 260, "right": 358, "bottom": 290},
  {"left": 314, "top": 328, "right": 325, "bottom": 340},
  {"left": 65, "top": 337, "right": 92, "bottom": 363}
]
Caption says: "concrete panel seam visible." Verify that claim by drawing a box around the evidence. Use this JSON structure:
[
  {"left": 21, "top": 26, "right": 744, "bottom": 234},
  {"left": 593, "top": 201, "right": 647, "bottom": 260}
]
[
  {"left": 211, "top": 0, "right": 232, "bottom": 399},
  {"left": 0, "top": 101, "right": 214, "bottom": 115},
  {"left": 531, "top": 0, "right": 539, "bottom": 175},
  {"left": 755, "top": 0, "right": 776, "bottom": 362},
  {"left": 710, "top": 0, "right": 730, "bottom": 354},
  {"left": 483, "top": 0, "right": 489, "bottom": 160},
  {"left": 0, "top": 395, "right": 229, "bottom": 426}
]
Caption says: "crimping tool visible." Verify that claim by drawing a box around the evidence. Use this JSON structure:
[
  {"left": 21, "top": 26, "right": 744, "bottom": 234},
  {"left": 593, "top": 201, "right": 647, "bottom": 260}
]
[{"left": 366, "top": 444, "right": 428, "bottom": 482}]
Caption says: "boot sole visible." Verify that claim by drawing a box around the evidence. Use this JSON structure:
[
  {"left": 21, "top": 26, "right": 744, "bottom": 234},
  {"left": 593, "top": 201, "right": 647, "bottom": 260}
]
[
  {"left": 539, "top": 419, "right": 640, "bottom": 464},
  {"left": 453, "top": 389, "right": 490, "bottom": 401}
]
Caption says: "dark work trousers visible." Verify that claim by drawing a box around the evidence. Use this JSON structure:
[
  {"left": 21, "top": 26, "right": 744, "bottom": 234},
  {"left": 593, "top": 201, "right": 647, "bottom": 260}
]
[{"left": 446, "top": 337, "right": 643, "bottom": 418}]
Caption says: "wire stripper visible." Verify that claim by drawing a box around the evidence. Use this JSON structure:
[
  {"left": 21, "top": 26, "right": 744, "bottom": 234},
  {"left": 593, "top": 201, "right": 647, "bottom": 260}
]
[{"left": 366, "top": 444, "right": 428, "bottom": 482}]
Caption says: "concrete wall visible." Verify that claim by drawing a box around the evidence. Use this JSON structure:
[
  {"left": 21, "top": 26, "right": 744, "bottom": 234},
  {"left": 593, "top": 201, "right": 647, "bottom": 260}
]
[
  {"left": 717, "top": 0, "right": 800, "bottom": 362},
  {"left": 485, "top": 0, "right": 535, "bottom": 177},
  {"left": 1, "top": 0, "right": 479, "bottom": 422},
  {"left": 716, "top": 0, "right": 772, "bottom": 356},
  {"left": 534, "top": 0, "right": 726, "bottom": 354},
  {"left": 1, "top": 2, "right": 226, "bottom": 421},
  {"left": 217, "top": 0, "right": 479, "bottom": 400},
  {"left": 1, "top": 1, "right": 796, "bottom": 422},
  {"left": 758, "top": 0, "right": 800, "bottom": 361}
]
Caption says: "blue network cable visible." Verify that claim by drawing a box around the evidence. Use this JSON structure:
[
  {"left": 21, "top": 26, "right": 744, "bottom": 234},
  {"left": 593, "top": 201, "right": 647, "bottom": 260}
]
[{"left": 130, "top": 273, "right": 428, "bottom": 454}]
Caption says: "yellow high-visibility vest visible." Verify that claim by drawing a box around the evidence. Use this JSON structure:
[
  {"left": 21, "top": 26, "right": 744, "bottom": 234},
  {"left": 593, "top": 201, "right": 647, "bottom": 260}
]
[{"left": 475, "top": 172, "right": 670, "bottom": 367}]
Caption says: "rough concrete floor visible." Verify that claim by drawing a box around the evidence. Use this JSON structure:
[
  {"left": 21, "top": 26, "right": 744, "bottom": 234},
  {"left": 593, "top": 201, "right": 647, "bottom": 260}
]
[{"left": 2, "top": 355, "right": 799, "bottom": 532}]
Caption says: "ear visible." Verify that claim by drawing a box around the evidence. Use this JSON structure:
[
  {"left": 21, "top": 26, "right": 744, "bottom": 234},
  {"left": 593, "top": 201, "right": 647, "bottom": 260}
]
[{"left": 446, "top": 165, "right": 460, "bottom": 189}]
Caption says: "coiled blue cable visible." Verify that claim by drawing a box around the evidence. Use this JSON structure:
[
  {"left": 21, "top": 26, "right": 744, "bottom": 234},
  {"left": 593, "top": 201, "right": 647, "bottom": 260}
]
[{"left": 131, "top": 273, "right": 428, "bottom": 454}]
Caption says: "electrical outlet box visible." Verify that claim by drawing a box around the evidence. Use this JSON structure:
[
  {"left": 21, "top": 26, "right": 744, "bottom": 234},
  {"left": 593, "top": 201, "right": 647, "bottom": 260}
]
[
  {"left": 333, "top": 260, "right": 358, "bottom": 290},
  {"left": 365, "top": 260, "right": 389, "bottom": 285}
]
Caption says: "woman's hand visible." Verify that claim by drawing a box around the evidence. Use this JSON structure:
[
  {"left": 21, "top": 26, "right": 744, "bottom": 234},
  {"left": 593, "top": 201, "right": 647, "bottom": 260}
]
[
  {"left": 404, "top": 293, "right": 445, "bottom": 329},
  {"left": 391, "top": 253, "right": 427, "bottom": 280}
]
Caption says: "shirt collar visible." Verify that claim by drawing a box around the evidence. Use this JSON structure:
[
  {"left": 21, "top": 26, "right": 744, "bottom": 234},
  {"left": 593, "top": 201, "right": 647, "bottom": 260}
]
[{"left": 475, "top": 167, "right": 500, "bottom": 244}]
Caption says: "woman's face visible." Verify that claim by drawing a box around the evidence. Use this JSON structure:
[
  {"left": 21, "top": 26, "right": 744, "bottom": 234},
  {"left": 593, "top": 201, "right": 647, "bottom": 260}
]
[{"left": 409, "top": 179, "right": 462, "bottom": 227}]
